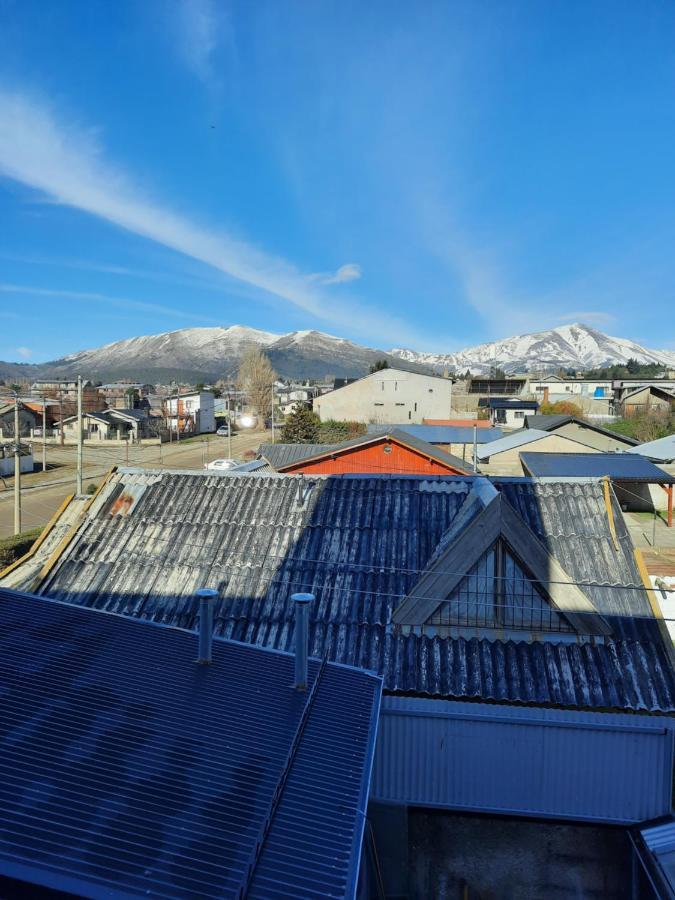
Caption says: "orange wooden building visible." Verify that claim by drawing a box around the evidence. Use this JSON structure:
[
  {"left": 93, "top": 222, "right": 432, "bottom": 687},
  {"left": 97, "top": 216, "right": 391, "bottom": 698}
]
[{"left": 266, "top": 430, "right": 472, "bottom": 476}]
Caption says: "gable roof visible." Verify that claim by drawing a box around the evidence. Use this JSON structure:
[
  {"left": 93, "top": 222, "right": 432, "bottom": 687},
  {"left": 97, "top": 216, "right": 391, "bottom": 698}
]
[
  {"left": 0, "top": 587, "right": 381, "bottom": 900},
  {"left": 8, "top": 469, "right": 674, "bottom": 713},
  {"left": 633, "top": 434, "right": 675, "bottom": 464},
  {"left": 521, "top": 452, "right": 675, "bottom": 483},
  {"left": 393, "top": 488, "right": 610, "bottom": 636},
  {"left": 475, "top": 428, "right": 571, "bottom": 461},
  {"left": 525, "top": 415, "right": 639, "bottom": 445},
  {"left": 366, "top": 424, "right": 503, "bottom": 444},
  {"left": 259, "top": 443, "right": 342, "bottom": 469},
  {"left": 622, "top": 385, "right": 675, "bottom": 403},
  {"left": 268, "top": 430, "right": 472, "bottom": 474}
]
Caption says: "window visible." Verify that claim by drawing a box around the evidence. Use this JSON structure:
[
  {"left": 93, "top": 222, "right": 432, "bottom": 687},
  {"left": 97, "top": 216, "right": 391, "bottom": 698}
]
[
  {"left": 428, "top": 388, "right": 433, "bottom": 393},
  {"left": 395, "top": 402, "right": 405, "bottom": 406},
  {"left": 383, "top": 445, "right": 392, "bottom": 454},
  {"left": 408, "top": 411, "right": 412, "bottom": 420},
  {"left": 414, "top": 402, "right": 417, "bottom": 412},
  {"left": 395, "top": 381, "right": 398, "bottom": 391},
  {"left": 374, "top": 402, "right": 384, "bottom": 406},
  {"left": 514, "top": 411, "right": 525, "bottom": 419},
  {"left": 381, "top": 382, "right": 385, "bottom": 391}
]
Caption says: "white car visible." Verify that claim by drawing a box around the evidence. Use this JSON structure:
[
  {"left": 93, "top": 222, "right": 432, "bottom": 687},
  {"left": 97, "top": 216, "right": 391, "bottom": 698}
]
[
  {"left": 205, "top": 458, "right": 239, "bottom": 471},
  {"left": 216, "top": 426, "right": 231, "bottom": 436}
]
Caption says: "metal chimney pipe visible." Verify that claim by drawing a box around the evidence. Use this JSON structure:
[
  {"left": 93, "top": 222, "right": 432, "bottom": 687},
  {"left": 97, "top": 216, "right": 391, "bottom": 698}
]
[
  {"left": 196, "top": 588, "right": 218, "bottom": 664},
  {"left": 292, "top": 593, "right": 314, "bottom": 690}
]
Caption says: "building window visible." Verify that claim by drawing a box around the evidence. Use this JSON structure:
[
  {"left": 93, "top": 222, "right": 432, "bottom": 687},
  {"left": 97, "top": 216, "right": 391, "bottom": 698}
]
[
  {"left": 428, "top": 388, "right": 433, "bottom": 393},
  {"left": 381, "top": 382, "right": 385, "bottom": 391},
  {"left": 514, "top": 411, "right": 525, "bottom": 419},
  {"left": 383, "top": 445, "right": 392, "bottom": 454},
  {"left": 395, "top": 402, "right": 405, "bottom": 406},
  {"left": 395, "top": 381, "right": 398, "bottom": 391},
  {"left": 374, "top": 402, "right": 384, "bottom": 406},
  {"left": 408, "top": 411, "right": 412, "bottom": 420},
  {"left": 414, "top": 402, "right": 417, "bottom": 412}
]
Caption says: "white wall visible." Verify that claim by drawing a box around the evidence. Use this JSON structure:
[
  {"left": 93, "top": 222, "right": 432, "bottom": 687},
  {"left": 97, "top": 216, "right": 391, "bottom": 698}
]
[{"left": 314, "top": 369, "right": 452, "bottom": 424}]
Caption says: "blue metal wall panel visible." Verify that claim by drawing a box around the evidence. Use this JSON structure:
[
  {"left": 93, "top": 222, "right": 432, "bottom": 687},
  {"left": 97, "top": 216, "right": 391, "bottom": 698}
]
[{"left": 372, "top": 696, "right": 674, "bottom": 824}]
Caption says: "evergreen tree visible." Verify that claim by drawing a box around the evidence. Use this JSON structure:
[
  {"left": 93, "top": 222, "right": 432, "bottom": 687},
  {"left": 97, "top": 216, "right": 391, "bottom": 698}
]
[{"left": 281, "top": 406, "right": 320, "bottom": 443}]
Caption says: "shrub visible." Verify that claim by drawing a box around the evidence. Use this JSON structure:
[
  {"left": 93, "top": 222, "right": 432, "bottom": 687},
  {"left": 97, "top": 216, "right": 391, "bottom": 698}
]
[{"left": 0, "top": 527, "right": 42, "bottom": 569}]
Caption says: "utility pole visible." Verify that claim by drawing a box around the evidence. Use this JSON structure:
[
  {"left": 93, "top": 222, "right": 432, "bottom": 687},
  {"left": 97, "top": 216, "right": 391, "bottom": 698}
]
[
  {"left": 59, "top": 388, "right": 64, "bottom": 446},
  {"left": 76, "top": 375, "right": 83, "bottom": 495},
  {"left": 472, "top": 424, "right": 478, "bottom": 474},
  {"left": 41, "top": 396, "right": 47, "bottom": 472},
  {"left": 271, "top": 383, "right": 275, "bottom": 444},
  {"left": 13, "top": 395, "right": 21, "bottom": 535}
]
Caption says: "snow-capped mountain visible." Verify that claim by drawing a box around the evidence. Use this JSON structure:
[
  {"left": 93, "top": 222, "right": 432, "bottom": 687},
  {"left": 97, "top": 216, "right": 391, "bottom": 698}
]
[
  {"left": 391, "top": 323, "right": 675, "bottom": 375},
  {"left": 1, "top": 322, "right": 673, "bottom": 383},
  {"left": 3, "top": 326, "right": 421, "bottom": 382}
]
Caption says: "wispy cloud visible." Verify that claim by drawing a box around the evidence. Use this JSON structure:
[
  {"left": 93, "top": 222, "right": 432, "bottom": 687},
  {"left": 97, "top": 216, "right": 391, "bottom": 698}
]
[
  {"left": 169, "top": 0, "right": 232, "bottom": 85},
  {"left": 0, "top": 284, "right": 221, "bottom": 324},
  {"left": 0, "top": 88, "right": 430, "bottom": 346},
  {"left": 310, "top": 263, "right": 362, "bottom": 286},
  {"left": 15, "top": 346, "right": 31, "bottom": 359}
]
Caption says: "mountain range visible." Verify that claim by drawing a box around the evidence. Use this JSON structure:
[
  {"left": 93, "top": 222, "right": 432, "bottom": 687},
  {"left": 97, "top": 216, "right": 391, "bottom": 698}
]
[{"left": 1, "top": 323, "right": 674, "bottom": 383}]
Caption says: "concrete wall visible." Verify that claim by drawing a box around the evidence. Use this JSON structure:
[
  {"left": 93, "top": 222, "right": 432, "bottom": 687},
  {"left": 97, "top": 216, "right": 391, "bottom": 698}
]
[
  {"left": 406, "top": 810, "right": 633, "bottom": 900},
  {"left": 479, "top": 433, "right": 600, "bottom": 476},
  {"left": 314, "top": 370, "right": 452, "bottom": 424}
]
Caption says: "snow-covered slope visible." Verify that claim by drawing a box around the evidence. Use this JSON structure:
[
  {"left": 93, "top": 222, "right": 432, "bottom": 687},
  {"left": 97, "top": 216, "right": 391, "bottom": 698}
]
[
  {"left": 2, "top": 322, "right": 673, "bottom": 383},
  {"left": 391, "top": 323, "right": 675, "bottom": 374},
  {"left": 22, "top": 326, "right": 419, "bottom": 381}
]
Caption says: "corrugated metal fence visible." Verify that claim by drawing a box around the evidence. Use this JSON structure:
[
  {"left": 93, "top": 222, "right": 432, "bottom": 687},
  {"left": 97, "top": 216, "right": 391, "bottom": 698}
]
[{"left": 372, "top": 696, "right": 674, "bottom": 824}]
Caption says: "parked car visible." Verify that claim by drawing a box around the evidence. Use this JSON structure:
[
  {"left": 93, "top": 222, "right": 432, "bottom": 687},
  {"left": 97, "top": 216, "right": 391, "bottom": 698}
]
[
  {"left": 216, "top": 425, "right": 231, "bottom": 436},
  {"left": 205, "top": 458, "right": 239, "bottom": 471}
]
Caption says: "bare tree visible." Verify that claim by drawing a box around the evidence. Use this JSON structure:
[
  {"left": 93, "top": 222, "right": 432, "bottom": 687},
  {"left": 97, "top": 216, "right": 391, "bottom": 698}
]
[{"left": 237, "top": 347, "right": 277, "bottom": 426}]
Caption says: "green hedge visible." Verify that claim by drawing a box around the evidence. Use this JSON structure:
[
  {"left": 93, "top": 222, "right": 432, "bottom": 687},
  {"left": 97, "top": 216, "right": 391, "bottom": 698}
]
[{"left": 0, "top": 527, "right": 42, "bottom": 569}]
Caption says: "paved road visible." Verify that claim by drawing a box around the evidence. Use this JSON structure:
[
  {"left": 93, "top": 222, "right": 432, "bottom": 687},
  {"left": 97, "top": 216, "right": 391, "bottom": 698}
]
[{"left": 0, "top": 430, "right": 271, "bottom": 539}]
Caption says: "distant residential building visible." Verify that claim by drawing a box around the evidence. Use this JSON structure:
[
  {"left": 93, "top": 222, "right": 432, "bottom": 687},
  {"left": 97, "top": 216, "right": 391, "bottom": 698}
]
[
  {"left": 0, "top": 402, "right": 38, "bottom": 438},
  {"left": 476, "top": 428, "right": 599, "bottom": 476},
  {"left": 164, "top": 391, "right": 215, "bottom": 434},
  {"left": 314, "top": 368, "right": 452, "bottom": 424},
  {"left": 98, "top": 382, "right": 155, "bottom": 409},
  {"left": 259, "top": 430, "right": 471, "bottom": 475},
  {"left": 478, "top": 397, "right": 539, "bottom": 427},
  {"left": 618, "top": 385, "right": 675, "bottom": 418},
  {"left": 524, "top": 415, "right": 638, "bottom": 453},
  {"left": 61, "top": 408, "right": 151, "bottom": 442}
]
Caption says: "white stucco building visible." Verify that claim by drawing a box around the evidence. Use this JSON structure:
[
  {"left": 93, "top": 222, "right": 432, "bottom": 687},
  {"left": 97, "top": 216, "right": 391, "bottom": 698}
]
[
  {"left": 313, "top": 369, "right": 453, "bottom": 424},
  {"left": 164, "top": 391, "right": 215, "bottom": 435}
]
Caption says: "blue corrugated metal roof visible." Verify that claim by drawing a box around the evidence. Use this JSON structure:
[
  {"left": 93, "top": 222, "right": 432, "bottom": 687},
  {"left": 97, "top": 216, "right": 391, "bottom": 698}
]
[
  {"left": 23, "top": 471, "right": 675, "bottom": 714},
  {"left": 0, "top": 588, "right": 381, "bottom": 900},
  {"left": 366, "top": 425, "right": 503, "bottom": 444},
  {"left": 373, "top": 696, "right": 675, "bottom": 824},
  {"left": 521, "top": 452, "right": 675, "bottom": 483}
]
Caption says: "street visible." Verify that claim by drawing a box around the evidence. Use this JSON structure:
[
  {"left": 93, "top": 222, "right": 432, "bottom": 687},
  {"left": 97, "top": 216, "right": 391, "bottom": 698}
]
[{"left": 0, "top": 430, "right": 271, "bottom": 539}]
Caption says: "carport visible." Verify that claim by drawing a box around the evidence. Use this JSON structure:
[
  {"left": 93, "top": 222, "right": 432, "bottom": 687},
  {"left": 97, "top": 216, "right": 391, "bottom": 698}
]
[{"left": 520, "top": 451, "right": 675, "bottom": 527}]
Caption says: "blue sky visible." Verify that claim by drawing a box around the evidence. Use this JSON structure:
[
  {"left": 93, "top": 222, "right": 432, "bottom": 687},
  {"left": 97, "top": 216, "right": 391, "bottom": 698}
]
[{"left": 1, "top": 0, "right": 674, "bottom": 363}]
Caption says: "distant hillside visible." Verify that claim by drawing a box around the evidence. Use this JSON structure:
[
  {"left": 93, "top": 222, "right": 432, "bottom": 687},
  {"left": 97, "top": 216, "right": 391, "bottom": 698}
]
[
  {"left": 0, "top": 326, "right": 426, "bottom": 383},
  {"left": 2, "top": 321, "right": 674, "bottom": 384}
]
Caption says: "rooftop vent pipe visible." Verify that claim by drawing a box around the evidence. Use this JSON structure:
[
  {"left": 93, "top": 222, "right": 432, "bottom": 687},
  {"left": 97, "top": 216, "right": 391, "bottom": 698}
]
[
  {"left": 292, "top": 593, "right": 313, "bottom": 690},
  {"left": 196, "top": 588, "right": 218, "bottom": 664}
]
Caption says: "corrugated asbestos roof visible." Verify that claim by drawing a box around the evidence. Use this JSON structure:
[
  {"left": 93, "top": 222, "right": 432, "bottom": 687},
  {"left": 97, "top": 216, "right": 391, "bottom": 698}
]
[
  {"left": 30, "top": 470, "right": 675, "bottom": 713},
  {"left": 521, "top": 452, "right": 675, "bottom": 483},
  {"left": 366, "top": 424, "right": 503, "bottom": 444},
  {"left": 0, "top": 588, "right": 381, "bottom": 900},
  {"left": 259, "top": 443, "right": 341, "bottom": 468}
]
